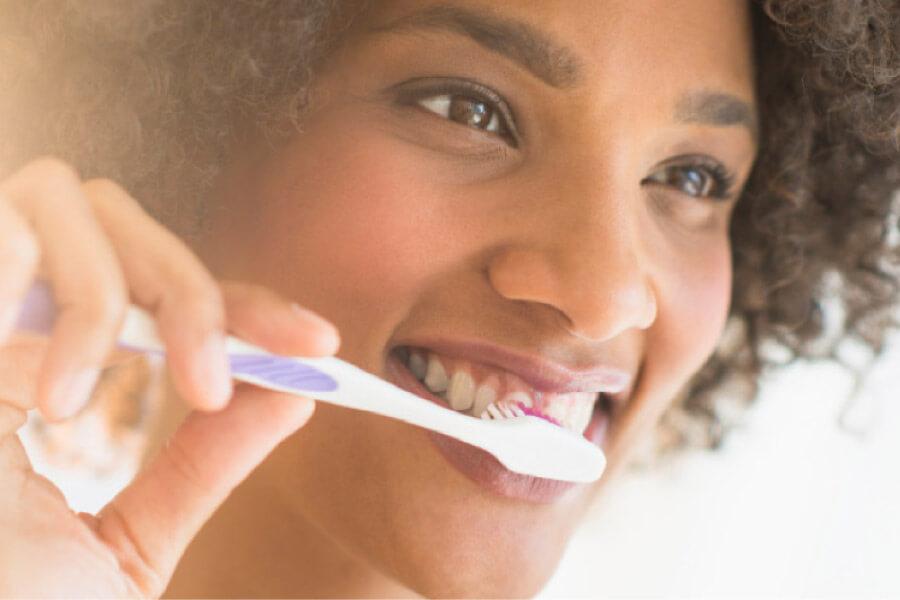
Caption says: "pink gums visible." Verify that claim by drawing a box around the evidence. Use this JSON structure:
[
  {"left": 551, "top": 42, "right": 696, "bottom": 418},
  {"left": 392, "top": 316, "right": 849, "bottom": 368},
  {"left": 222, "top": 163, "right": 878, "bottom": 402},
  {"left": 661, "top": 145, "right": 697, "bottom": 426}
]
[{"left": 514, "top": 403, "right": 563, "bottom": 427}]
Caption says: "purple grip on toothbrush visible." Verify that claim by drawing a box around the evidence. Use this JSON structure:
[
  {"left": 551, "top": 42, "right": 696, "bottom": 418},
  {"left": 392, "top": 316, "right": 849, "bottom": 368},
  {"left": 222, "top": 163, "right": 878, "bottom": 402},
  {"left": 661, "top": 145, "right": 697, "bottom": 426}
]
[
  {"left": 228, "top": 354, "right": 338, "bottom": 392},
  {"left": 16, "top": 281, "right": 339, "bottom": 393},
  {"left": 15, "top": 280, "right": 56, "bottom": 335}
]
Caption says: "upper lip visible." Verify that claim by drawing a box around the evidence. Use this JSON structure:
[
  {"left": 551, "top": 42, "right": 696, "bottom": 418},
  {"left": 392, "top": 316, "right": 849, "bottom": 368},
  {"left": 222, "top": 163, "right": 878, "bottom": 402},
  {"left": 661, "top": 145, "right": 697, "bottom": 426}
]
[{"left": 393, "top": 338, "right": 632, "bottom": 395}]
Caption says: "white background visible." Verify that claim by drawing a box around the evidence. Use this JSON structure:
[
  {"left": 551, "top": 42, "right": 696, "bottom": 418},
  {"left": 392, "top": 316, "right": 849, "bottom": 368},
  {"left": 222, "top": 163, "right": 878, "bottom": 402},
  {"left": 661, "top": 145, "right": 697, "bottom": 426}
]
[
  {"left": 23, "top": 347, "right": 900, "bottom": 598},
  {"left": 543, "top": 351, "right": 900, "bottom": 598}
]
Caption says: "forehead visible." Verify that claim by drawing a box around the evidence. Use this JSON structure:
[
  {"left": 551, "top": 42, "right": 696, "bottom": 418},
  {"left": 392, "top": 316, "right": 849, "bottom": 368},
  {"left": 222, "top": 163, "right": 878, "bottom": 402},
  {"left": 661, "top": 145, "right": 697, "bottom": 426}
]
[{"left": 352, "top": 0, "right": 756, "bottom": 109}]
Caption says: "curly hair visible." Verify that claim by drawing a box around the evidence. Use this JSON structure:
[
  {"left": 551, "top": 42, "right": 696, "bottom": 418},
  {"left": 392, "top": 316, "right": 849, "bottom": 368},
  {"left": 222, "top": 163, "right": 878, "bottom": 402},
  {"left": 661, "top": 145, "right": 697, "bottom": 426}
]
[{"left": 2, "top": 0, "right": 899, "bottom": 449}]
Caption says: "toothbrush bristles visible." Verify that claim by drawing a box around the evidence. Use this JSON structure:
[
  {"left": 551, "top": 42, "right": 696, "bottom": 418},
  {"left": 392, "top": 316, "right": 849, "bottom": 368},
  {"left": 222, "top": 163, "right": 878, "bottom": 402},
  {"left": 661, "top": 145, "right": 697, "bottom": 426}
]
[
  {"left": 480, "top": 402, "right": 563, "bottom": 427},
  {"left": 484, "top": 402, "right": 528, "bottom": 420}
]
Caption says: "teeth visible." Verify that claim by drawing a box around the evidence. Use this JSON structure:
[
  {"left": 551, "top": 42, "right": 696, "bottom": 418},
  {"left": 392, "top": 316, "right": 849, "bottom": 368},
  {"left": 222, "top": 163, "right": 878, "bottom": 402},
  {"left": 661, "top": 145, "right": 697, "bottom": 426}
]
[
  {"left": 447, "top": 371, "right": 475, "bottom": 411},
  {"left": 472, "top": 383, "right": 497, "bottom": 417},
  {"left": 409, "top": 349, "right": 604, "bottom": 435},
  {"left": 571, "top": 401, "right": 595, "bottom": 433},
  {"left": 542, "top": 402, "right": 568, "bottom": 426},
  {"left": 407, "top": 350, "right": 427, "bottom": 380},
  {"left": 542, "top": 395, "right": 596, "bottom": 434},
  {"left": 502, "top": 391, "right": 533, "bottom": 409},
  {"left": 423, "top": 356, "right": 448, "bottom": 393}
]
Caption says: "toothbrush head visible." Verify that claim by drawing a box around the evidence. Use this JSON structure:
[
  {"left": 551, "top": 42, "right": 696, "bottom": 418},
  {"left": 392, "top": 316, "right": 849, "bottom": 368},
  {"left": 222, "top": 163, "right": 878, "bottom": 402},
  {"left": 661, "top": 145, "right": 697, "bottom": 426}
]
[{"left": 481, "top": 401, "right": 563, "bottom": 427}]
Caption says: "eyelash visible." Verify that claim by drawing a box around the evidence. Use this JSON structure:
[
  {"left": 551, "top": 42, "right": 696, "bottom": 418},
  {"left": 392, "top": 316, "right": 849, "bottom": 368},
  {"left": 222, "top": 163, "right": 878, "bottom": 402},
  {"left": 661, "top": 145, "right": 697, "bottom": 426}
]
[
  {"left": 394, "top": 79, "right": 737, "bottom": 200},
  {"left": 393, "top": 77, "right": 520, "bottom": 146},
  {"left": 642, "top": 155, "right": 738, "bottom": 201}
]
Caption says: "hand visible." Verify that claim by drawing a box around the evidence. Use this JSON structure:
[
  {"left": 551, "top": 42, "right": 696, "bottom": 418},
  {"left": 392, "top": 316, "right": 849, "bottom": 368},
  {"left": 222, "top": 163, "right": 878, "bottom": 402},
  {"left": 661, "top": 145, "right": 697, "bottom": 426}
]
[{"left": 0, "top": 157, "right": 340, "bottom": 597}]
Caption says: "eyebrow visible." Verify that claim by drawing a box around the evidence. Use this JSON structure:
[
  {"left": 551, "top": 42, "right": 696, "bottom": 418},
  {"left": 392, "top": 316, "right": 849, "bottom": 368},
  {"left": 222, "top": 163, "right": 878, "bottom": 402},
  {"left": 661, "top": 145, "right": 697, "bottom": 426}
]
[
  {"left": 370, "top": 6, "right": 758, "bottom": 140},
  {"left": 675, "top": 92, "right": 758, "bottom": 141},
  {"left": 368, "top": 5, "right": 583, "bottom": 88}
]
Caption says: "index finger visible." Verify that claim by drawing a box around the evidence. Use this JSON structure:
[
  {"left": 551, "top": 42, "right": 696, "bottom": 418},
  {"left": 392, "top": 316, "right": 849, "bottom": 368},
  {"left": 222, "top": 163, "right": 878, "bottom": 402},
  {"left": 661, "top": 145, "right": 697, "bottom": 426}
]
[{"left": 2, "top": 158, "right": 128, "bottom": 420}]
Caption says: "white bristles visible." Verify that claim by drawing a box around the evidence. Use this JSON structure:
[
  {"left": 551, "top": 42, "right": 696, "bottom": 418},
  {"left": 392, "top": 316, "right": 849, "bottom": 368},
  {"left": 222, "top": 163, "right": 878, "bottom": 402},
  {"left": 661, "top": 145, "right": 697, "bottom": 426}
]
[{"left": 483, "top": 402, "right": 526, "bottom": 420}]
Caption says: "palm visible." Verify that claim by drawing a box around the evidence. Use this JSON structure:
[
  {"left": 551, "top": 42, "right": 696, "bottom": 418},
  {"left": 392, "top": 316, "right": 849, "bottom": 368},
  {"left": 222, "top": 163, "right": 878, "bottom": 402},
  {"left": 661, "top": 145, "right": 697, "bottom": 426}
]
[
  {"left": 0, "top": 438, "right": 145, "bottom": 598},
  {"left": 0, "top": 281, "right": 329, "bottom": 598}
]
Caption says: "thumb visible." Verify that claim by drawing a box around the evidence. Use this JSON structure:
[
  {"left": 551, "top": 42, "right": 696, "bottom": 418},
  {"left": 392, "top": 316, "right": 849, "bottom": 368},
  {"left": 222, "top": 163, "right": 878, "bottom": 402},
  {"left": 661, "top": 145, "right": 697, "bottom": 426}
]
[{"left": 93, "top": 384, "right": 314, "bottom": 596}]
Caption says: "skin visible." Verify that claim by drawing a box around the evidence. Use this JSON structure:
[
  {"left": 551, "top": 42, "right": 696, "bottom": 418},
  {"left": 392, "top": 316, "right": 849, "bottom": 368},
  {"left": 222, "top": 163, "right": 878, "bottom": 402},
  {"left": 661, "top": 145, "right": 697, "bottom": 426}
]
[
  {"left": 163, "top": 0, "right": 758, "bottom": 597},
  {"left": 0, "top": 161, "right": 340, "bottom": 598},
  {"left": 0, "top": 0, "right": 756, "bottom": 598}
]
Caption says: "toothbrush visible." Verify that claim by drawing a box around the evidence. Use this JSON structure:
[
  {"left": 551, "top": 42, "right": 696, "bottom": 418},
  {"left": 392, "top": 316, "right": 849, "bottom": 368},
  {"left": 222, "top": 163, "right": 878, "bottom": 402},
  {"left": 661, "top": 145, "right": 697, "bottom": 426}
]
[{"left": 14, "top": 281, "right": 606, "bottom": 483}]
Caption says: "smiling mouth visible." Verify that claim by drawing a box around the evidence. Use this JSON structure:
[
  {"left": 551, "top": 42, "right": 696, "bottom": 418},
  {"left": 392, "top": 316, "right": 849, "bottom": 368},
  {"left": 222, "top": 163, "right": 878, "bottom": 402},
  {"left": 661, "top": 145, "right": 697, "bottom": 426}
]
[{"left": 391, "top": 346, "right": 615, "bottom": 438}]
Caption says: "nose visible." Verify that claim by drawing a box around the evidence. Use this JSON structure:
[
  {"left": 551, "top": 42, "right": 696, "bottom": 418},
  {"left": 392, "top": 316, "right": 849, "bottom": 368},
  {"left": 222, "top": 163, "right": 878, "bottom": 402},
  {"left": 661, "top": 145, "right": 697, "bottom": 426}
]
[{"left": 487, "top": 186, "right": 657, "bottom": 342}]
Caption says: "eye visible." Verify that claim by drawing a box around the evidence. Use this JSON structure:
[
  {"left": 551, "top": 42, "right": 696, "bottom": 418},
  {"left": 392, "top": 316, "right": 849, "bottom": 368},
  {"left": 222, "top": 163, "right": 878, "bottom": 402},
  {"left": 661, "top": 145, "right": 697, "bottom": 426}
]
[
  {"left": 418, "top": 95, "right": 504, "bottom": 134},
  {"left": 642, "top": 156, "right": 737, "bottom": 200},
  {"left": 392, "top": 77, "right": 519, "bottom": 147}
]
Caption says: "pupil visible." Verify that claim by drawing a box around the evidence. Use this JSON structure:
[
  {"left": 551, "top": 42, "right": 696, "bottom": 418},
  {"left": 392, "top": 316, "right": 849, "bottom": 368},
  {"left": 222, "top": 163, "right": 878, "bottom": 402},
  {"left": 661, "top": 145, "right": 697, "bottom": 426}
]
[
  {"left": 449, "top": 97, "right": 490, "bottom": 128},
  {"left": 682, "top": 169, "right": 707, "bottom": 196}
]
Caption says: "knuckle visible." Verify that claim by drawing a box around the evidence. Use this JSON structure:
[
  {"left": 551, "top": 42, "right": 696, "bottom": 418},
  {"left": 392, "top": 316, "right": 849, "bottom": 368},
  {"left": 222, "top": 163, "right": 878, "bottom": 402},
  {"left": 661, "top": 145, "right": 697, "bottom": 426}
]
[
  {"left": 14, "top": 157, "right": 86, "bottom": 213},
  {"left": 161, "top": 436, "right": 216, "bottom": 494},
  {"left": 0, "top": 227, "right": 39, "bottom": 272},
  {"left": 82, "top": 177, "right": 139, "bottom": 208},
  {"left": 26, "top": 156, "right": 81, "bottom": 189},
  {"left": 81, "top": 283, "right": 128, "bottom": 332},
  {"left": 171, "top": 278, "right": 225, "bottom": 331}
]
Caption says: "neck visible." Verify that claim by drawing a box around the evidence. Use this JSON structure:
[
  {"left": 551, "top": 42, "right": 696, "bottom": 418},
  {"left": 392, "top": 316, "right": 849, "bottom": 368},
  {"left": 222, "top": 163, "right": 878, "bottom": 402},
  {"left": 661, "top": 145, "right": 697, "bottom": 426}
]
[{"left": 163, "top": 464, "right": 416, "bottom": 599}]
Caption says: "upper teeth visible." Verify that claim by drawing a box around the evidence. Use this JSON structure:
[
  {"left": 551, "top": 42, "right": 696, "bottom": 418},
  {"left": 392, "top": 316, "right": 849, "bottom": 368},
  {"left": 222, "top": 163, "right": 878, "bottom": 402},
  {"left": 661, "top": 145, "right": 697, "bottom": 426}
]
[
  {"left": 472, "top": 380, "right": 497, "bottom": 418},
  {"left": 408, "top": 351, "right": 428, "bottom": 379},
  {"left": 423, "top": 357, "right": 448, "bottom": 393},
  {"left": 405, "top": 349, "right": 599, "bottom": 435},
  {"left": 447, "top": 371, "right": 475, "bottom": 411}
]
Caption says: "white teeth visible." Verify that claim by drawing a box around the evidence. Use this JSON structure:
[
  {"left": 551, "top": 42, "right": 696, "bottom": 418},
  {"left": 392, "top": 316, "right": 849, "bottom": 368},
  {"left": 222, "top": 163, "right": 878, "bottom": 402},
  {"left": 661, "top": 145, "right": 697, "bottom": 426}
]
[
  {"left": 423, "top": 356, "right": 448, "bottom": 393},
  {"left": 502, "top": 391, "right": 533, "bottom": 408},
  {"left": 542, "top": 397, "right": 596, "bottom": 434},
  {"left": 542, "top": 402, "right": 568, "bottom": 425},
  {"left": 472, "top": 384, "right": 497, "bottom": 417},
  {"left": 407, "top": 351, "right": 427, "bottom": 380},
  {"left": 571, "top": 402, "right": 595, "bottom": 433},
  {"left": 447, "top": 371, "right": 475, "bottom": 411},
  {"left": 410, "top": 350, "right": 602, "bottom": 435}
]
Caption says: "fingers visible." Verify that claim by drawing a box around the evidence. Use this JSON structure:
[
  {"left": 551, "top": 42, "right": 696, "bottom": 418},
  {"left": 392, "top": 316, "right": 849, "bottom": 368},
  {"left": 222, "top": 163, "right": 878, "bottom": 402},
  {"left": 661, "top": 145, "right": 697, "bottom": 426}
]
[
  {"left": 1, "top": 159, "right": 127, "bottom": 420},
  {"left": 0, "top": 157, "right": 237, "bottom": 419},
  {"left": 0, "top": 197, "right": 39, "bottom": 342},
  {"left": 96, "top": 385, "right": 316, "bottom": 596},
  {"left": 220, "top": 280, "right": 340, "bottom": 357},
  {"left": 84, "top": 178, "right": 232, "bottom": 411},
  {"left": 88, "top": 283, "right": 338, "bottom": 595}
]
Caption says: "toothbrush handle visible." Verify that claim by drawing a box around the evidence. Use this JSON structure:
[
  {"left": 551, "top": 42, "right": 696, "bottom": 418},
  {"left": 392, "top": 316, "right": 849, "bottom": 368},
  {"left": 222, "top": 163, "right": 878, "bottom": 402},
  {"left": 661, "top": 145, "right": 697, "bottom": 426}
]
[
  {"left": 15, "top": 280, "right": 340, "bottom": 393},
  {"left": 14, "top": 280, "right": 62, "bottom": 337},
  {"left": 13, "top": 283, "right": 604, "bottom": 482},
  {"left": 16, "top": 280, "right": 166, "bottom": 352}
]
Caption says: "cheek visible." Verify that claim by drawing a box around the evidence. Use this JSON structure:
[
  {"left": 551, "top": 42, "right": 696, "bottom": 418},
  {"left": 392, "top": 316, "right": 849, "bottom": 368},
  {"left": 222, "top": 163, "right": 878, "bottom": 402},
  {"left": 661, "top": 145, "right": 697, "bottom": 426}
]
[
  {"left": 604, "top": 234, "right": 731, "bottom": 471},
  {"left": 640, "top": 235, "right": 732, "bottom": 417},
  {"left": 226, "top": 126, "right": 468, "bottom": 350},
  {"left": 279, "top": 135, "right": 430, "bottom": 293},
  {"left": 657, "top": 237, "right": 732, "bottom": 388},
  {"left": 662, "top": 240, "right": 732, "bottom": 368}
]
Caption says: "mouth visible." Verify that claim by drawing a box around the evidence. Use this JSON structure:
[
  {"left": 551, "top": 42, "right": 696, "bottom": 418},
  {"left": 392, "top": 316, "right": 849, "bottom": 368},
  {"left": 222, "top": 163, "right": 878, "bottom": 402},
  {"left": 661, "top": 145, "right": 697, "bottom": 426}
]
[{"left": 385, "top": 345, "right": 622, "bottom": 502}]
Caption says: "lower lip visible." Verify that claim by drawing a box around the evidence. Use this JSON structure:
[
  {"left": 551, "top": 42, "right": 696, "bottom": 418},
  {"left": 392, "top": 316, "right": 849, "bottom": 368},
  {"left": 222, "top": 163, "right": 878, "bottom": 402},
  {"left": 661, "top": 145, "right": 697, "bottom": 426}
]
[{"left": 384, "top": 351, "right": 610, "bottom": 503}]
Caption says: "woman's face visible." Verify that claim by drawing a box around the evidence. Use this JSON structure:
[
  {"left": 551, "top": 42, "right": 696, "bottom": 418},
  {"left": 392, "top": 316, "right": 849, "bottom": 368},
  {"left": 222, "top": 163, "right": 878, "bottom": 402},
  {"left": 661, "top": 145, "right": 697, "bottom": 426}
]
[{"left": 197, "top": 0, "right": 757, "bottom": 596}]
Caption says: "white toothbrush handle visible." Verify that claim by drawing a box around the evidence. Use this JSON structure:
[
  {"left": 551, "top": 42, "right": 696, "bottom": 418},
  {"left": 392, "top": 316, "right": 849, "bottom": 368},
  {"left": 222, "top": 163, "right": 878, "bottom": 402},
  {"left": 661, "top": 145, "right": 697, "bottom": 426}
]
[
  {"left": 17, "top": 282, "right": 605, "bottom": 482},
  {"left": 116, "top": 306, "right": 605, "bottom": 482}
]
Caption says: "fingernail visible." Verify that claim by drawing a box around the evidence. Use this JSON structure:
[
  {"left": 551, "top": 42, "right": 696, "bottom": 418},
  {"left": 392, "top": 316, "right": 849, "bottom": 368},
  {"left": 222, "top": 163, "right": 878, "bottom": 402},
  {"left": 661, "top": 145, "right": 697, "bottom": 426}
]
[
  {"left": 290, "top": 303, "right": 341, "bottom": 350},
  {"left": 49, "top": 368, "right": 100, "bottom": 419},
  {"left": 198, "top": 331, "right": 233, "bottom": 409}
]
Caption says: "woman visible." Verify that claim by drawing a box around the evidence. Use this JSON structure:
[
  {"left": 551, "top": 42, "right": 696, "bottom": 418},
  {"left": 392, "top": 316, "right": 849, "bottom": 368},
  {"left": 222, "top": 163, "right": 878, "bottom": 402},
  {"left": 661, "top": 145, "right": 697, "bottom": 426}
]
[{"left": 1, "top": 0, "right": 898, "bottom": 597}]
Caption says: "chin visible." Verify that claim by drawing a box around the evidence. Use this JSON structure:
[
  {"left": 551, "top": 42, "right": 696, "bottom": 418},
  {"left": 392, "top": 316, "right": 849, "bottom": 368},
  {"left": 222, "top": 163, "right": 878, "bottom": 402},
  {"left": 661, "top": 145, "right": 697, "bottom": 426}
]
[
  {"left": 381, "top": 505, "right": 576, "bottom": 600},
  {"left": 278, "top": 398, "right": 598, "bottom": 599},
  {"left": 406, "top": 564, "right": 559, "bottom": 599}
]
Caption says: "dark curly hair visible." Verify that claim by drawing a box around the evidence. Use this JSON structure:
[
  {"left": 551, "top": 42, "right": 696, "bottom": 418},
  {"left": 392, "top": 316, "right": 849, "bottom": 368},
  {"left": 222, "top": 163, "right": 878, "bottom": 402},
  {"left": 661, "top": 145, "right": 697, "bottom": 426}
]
[{"left": 2, "top": 0, "right": 899, "bottom": 449}]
